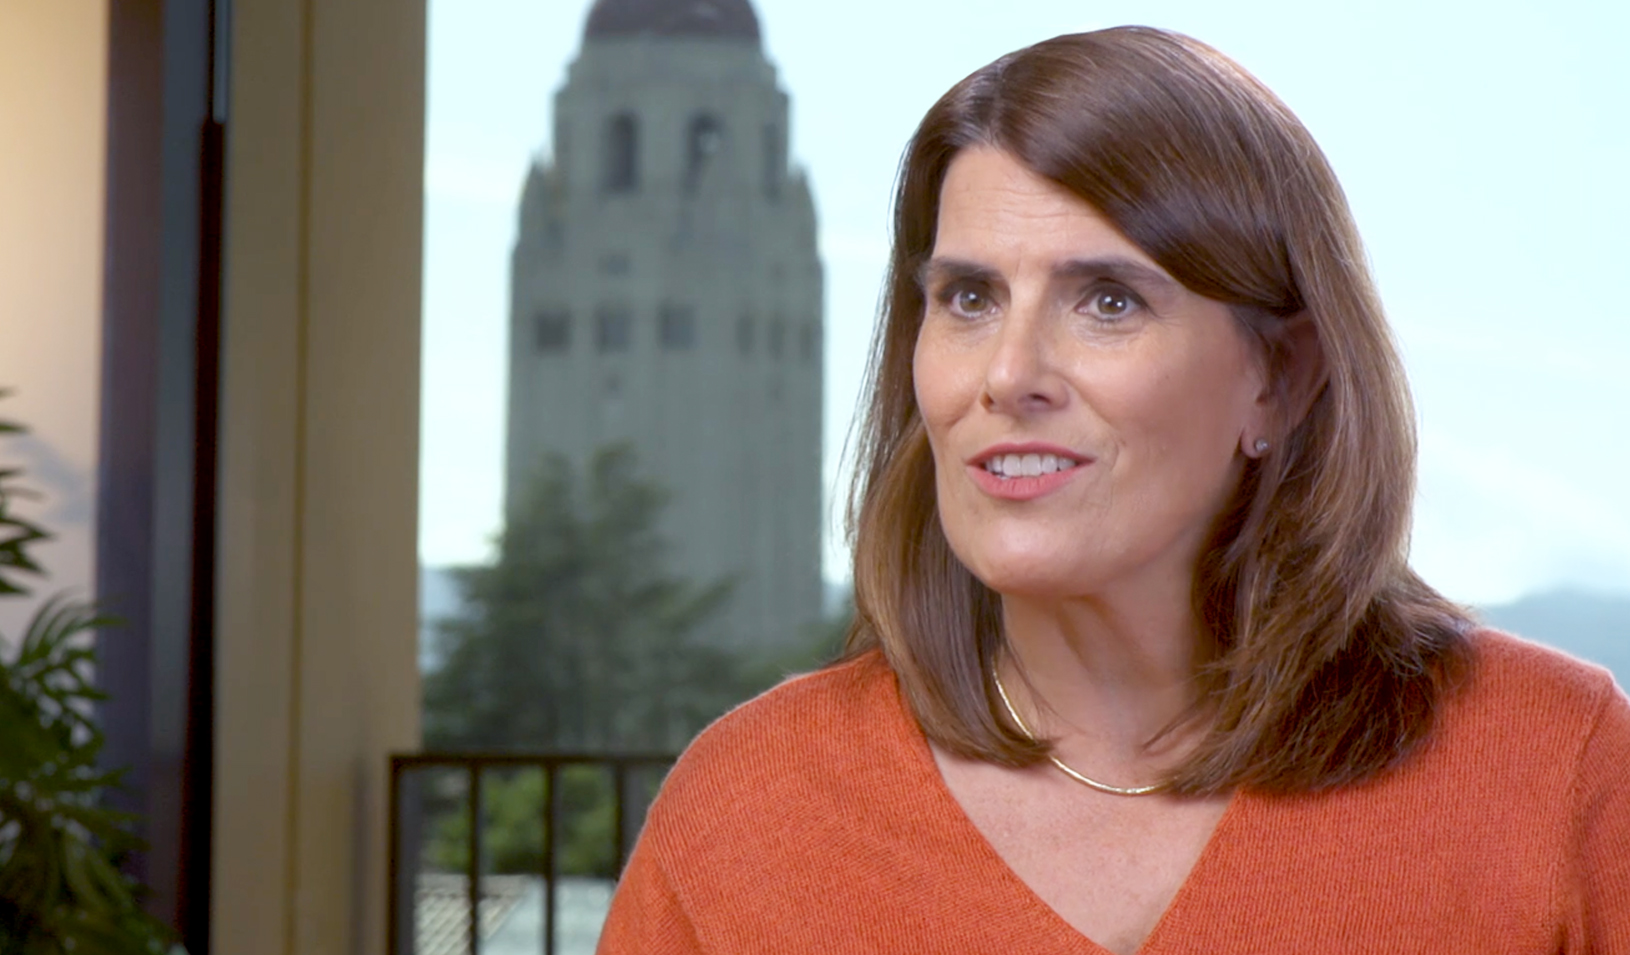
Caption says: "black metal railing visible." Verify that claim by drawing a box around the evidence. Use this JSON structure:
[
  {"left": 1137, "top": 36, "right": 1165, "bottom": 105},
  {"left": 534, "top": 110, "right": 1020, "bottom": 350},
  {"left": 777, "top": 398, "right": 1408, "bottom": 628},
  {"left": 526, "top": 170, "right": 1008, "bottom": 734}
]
[{"left": 388, "top": 752, "right": 677, "bottom": 955}]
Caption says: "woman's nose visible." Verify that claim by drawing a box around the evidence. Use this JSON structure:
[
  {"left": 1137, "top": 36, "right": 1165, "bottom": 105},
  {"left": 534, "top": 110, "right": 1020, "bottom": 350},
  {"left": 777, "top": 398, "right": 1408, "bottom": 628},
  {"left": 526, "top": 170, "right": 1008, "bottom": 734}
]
[{"left": 979, "top": 306, "right": 1066, "bottom": 415}]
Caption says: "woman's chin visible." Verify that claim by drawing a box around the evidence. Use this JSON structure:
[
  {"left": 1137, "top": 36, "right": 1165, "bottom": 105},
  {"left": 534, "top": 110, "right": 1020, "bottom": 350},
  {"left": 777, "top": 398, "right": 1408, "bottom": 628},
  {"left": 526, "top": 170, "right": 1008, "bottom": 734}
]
[{"left": 966, "top": 558, "right": 1096, "bottom": 602}]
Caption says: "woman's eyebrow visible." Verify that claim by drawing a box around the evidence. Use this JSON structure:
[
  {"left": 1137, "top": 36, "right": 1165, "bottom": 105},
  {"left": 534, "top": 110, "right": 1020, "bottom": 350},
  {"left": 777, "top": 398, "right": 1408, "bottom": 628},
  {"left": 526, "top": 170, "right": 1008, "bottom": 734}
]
[
  {"left": 1053, "top": 256, "right": 1179, "bottom": 292},
  {"left": 917, "top": 258, "right": 999, "bottom": 289},
  {"left": 918, "top": 256, "right": 1178, "bottom": 293}
]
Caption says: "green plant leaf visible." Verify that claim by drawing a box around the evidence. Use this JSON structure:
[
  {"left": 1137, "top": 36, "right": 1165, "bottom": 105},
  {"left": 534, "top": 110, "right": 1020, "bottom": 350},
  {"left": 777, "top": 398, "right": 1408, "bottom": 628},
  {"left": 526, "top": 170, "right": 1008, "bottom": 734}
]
[{"left": 1, "top": 590, "right": 176, "bottom": 955}]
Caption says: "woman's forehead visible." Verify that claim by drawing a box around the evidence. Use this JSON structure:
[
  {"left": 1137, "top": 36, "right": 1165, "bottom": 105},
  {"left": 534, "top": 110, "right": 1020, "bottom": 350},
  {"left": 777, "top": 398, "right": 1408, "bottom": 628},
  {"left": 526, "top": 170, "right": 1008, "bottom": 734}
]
[{"left": 933, "top": 147, "right": 1166, "bottom": 277}]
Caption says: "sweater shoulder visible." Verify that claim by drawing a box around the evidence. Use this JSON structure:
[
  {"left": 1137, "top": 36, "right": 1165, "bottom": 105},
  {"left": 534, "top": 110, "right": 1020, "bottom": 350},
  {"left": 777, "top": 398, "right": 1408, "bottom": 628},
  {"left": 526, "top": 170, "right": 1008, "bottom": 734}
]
[
  {"left": 1425, "top": 627, "right": 1624, "bottom": 779},
  {"left": 1465, "top": 626, "right": 1620, "bottom": 714},
  {"left": 683, "top": 649, "right": 898, "bottom": 764},
  {"left": 640, "top": 650, "right": 906, "bottom": 845}
]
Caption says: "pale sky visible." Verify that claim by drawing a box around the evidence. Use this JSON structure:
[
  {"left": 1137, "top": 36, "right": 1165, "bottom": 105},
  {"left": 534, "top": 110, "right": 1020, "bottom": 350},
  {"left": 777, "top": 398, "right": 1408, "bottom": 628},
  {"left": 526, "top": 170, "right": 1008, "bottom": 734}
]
[{"left": 420, "top": 0, "right": 1630, "bottom": 606}]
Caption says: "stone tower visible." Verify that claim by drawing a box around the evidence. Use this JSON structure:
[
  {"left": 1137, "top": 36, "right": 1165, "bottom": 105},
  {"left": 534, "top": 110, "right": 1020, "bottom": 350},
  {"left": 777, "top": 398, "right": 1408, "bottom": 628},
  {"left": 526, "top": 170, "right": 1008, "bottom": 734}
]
[{"left": 506, "top": 0, "right": 824, "bottom": 649}]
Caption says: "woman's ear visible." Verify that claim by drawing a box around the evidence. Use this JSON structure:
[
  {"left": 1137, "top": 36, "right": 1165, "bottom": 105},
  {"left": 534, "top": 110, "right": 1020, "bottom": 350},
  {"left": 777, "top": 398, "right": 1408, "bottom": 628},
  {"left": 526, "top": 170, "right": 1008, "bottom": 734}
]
[
  {"left": 1277, "top": 315, "right": 1326, "bottom": 430},
  {"left": 1243, "top": 315, "right": 1325, "bottom": 457}
]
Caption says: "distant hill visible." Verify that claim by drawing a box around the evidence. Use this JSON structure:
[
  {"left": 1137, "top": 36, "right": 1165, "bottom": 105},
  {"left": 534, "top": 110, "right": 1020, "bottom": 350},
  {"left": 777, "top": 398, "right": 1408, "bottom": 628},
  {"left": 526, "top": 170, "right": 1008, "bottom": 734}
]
[{"left": 1478, "top": 589, "right": 1630, "bottom": 686}]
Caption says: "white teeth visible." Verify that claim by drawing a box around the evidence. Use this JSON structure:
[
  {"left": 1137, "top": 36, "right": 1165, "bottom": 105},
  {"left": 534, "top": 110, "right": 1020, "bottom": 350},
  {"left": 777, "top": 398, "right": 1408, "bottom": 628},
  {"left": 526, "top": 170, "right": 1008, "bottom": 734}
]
[{"left": 984, "top": 453, "right": 1079, "bottom": 479}]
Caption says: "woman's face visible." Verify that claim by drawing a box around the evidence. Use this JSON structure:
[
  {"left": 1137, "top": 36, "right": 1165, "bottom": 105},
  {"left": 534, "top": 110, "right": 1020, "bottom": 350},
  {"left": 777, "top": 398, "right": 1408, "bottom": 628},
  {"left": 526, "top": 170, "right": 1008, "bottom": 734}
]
[{"left": 913, "top": 147, "right": 1271, "bottom": 601}]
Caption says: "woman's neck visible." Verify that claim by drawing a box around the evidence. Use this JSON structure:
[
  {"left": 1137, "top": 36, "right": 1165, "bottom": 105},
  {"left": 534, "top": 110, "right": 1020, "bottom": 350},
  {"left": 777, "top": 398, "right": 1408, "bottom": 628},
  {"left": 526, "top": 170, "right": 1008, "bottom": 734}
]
[{"left": 999, "top": 589, "right": 1212, "bottom": 767}]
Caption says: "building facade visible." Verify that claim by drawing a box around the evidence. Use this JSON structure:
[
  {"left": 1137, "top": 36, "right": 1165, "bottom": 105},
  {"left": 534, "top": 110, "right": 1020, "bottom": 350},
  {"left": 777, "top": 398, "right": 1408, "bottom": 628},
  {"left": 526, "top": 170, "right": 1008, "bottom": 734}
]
[{"left": 506, "top": 0, "right": 824, "bottom": 649}]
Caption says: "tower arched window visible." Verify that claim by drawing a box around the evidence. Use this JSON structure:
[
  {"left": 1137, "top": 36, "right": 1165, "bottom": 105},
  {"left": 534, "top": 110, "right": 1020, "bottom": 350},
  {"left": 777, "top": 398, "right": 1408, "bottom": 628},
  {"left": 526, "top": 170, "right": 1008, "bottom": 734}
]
[
  {"left": 535, "top": 308, "right": 571, "bottom": 352},
  {"left": 684, "top": 114, "right": 724, "bottom": 193},
  {"left": 603, "top": 112, "right": 639, "bottom": 193}
]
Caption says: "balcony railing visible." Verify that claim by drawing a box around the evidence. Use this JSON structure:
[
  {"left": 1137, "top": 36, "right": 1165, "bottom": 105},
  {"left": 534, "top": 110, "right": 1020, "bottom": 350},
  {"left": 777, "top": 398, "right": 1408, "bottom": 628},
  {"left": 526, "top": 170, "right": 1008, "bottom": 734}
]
[{"left": 388, "top": 752, "right": 677, "bottom": 955}]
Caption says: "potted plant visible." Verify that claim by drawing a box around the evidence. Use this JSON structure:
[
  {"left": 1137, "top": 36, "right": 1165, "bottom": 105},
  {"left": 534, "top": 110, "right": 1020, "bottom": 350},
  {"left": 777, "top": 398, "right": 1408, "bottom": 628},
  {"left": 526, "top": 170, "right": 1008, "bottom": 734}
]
[{"left": 0, "top": 392, "right": 175, "bottom": 954}]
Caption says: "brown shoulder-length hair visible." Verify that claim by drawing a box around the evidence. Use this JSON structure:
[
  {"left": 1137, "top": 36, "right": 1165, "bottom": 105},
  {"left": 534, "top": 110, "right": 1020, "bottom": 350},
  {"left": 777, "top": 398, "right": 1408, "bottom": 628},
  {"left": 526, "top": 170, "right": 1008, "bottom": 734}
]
[{"left": 843, "top": 26, "right": 1472, "bottom": 795}]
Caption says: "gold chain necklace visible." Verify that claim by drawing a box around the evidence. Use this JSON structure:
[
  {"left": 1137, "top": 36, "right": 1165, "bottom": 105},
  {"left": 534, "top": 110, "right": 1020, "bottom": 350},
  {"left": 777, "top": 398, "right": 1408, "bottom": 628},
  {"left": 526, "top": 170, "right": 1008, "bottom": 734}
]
[{"left": 991, "top": 666, "right": 1167, "bottom": 797}]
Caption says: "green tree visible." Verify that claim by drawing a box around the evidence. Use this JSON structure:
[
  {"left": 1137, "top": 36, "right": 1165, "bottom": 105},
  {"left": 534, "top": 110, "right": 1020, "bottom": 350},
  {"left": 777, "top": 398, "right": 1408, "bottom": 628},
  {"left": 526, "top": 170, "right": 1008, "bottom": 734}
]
[
  {"left": 419, "top": 446, "right": 855, "bottom": 875},
  {"left": 423, "top": 445, "right": 758, "bottom": 753}
]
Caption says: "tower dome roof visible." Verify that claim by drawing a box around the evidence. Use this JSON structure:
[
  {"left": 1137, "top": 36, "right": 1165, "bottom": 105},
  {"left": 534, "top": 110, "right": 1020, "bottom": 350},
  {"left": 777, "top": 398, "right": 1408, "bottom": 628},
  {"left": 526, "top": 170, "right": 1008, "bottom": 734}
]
[{"left": 583, "top": 0, "right": 761, "bottom": 45}]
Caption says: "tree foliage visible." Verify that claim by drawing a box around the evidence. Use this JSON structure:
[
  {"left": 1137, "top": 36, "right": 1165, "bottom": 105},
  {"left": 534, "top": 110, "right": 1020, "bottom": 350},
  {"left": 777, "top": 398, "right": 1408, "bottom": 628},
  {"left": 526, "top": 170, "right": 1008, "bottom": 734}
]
[
  {"left": 419, "top": 446, "right": 855, "bottom": 875},
  {"left": 423, "top": 445, "right": 761, "bottom": 753}
]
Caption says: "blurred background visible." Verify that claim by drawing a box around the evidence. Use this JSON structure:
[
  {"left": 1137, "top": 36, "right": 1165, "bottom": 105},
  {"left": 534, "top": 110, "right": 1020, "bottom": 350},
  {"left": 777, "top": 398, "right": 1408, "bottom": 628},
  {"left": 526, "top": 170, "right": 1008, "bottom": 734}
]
[
  {"left": 1, "top": 0, "right": 1623, "bottom": 952},
  {"left": 407, "top": 1, "right": 1629, "bottom": 948}
]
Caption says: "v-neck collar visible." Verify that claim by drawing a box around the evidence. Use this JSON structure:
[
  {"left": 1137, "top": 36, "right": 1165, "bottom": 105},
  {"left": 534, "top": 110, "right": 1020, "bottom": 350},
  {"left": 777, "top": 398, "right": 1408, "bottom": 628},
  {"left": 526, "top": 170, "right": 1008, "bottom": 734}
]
[{"left": 880, "top": 664, "right": 1250, "bottom": 955}]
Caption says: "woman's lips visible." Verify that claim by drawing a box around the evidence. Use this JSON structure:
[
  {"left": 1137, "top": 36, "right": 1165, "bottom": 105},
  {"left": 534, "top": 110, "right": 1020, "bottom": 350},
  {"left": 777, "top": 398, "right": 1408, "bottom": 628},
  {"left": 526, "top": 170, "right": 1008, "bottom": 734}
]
[{"left": 966, "top": 453, "right": 1090, "bottom": 501}]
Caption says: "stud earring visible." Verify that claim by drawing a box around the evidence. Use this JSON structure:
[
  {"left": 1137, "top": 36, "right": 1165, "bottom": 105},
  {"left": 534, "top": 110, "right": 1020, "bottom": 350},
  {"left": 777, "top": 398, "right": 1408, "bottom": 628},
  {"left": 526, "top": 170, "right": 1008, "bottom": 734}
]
[{"left": 1253, "top": 438, "right": 1270, "bottom": 454}]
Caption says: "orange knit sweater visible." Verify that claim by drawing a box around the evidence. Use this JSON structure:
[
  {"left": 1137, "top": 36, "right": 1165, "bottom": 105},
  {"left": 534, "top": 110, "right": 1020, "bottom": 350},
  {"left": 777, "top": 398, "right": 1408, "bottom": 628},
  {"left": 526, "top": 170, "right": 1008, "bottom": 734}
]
[{"left": 598, "top": 631, "right": 1630, "bottom": 953}]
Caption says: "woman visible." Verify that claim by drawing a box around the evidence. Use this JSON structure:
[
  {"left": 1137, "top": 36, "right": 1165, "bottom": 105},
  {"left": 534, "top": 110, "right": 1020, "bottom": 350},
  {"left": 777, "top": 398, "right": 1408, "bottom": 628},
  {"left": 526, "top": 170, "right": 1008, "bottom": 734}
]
[{"left": 597, "top": 27, "right": 1630, "bottom": 954}]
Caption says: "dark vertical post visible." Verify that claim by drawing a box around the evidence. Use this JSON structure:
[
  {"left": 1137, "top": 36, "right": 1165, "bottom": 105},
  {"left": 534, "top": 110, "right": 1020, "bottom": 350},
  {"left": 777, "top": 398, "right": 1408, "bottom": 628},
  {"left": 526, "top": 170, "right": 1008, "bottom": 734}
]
[
  {"left": 177, "top": 4, "right": 226, "bottom": 941},
  {"left": 468, "top": 763, "right": 482, "bottom": 955},
  {"left": 398, "top": 766, "right": 424, "bottom": 955},
  {"left": 98, "top": 0, "right": 223, "bottom": 944},
  {"left": 387, "top": 759, "right": 402, "bottom": 955},
  {"left": 542, "top": 761, "right": 559, "bottom": 955}
]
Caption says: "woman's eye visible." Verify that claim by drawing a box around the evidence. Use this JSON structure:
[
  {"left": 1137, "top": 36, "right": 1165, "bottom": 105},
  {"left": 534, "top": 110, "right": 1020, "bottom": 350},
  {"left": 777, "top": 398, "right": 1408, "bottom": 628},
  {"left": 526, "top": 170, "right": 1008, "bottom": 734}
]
[
  {"left": 1085, "top": 287, "right": 1141, "bottom": 321},
  {"left": 948, "top": 287, "right": 993, "bottom": 317}
]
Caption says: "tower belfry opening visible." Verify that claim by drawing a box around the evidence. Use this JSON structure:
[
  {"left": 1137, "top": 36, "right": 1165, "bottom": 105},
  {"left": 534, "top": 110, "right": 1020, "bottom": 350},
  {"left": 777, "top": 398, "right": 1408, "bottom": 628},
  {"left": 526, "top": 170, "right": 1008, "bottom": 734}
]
[
  {"left": 604, "top": 112, "right": 640, "bottom": 193},
  {"left": 685, "top": 113, "right": 724, "bottom": 192}
]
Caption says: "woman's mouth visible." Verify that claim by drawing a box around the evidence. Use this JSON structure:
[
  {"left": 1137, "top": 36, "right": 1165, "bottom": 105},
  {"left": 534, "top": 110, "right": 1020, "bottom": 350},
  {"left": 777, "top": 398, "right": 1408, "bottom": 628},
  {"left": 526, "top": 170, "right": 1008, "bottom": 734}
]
[
  {"left": 967, "top": 446, "right": 1092, "bottom": 501},
  {"left": 981, "top": 452, "right": 1081, "bottom": 480}
]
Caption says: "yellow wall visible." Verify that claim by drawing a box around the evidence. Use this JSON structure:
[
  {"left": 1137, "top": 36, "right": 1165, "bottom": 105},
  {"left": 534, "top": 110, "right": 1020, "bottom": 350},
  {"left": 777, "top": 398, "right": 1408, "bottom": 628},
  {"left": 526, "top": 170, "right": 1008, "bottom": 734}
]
[
  {"left": 214, "top": 1, "right": 424, "bottom": 952},
  {"left": 0, "top": 0, "right": 107, "bottom": 637}
]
